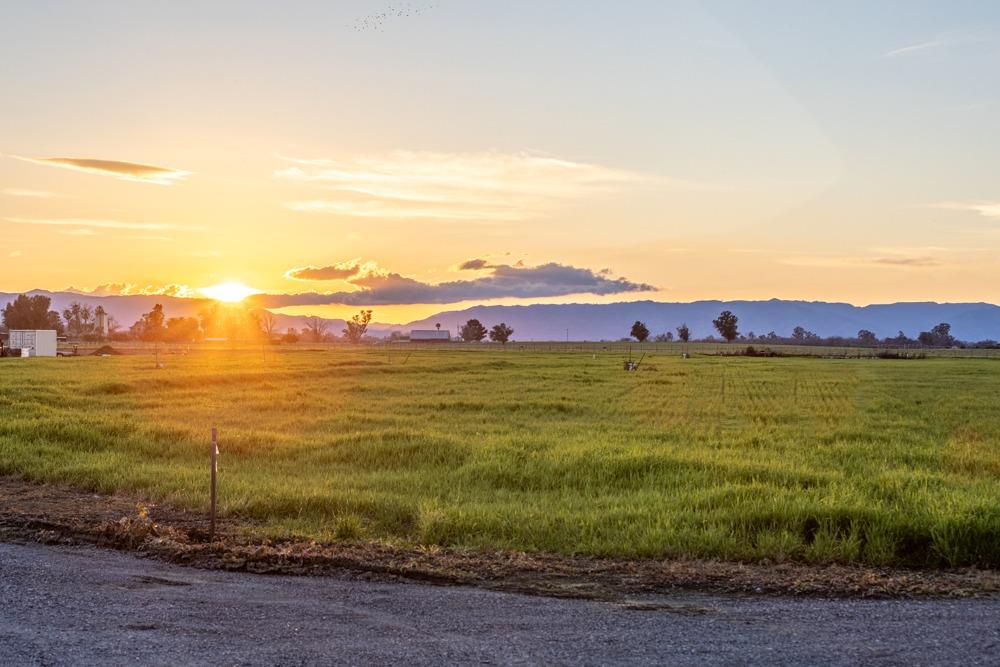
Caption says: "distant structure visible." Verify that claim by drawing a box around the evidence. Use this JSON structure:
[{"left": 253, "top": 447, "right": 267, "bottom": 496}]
[
  {"left": 8, "top": 330, "right": 58, "bottom": 357},
  {"left": 94, "top": 306, "right": 109, "bottom": 338},
  {"left": 409, "top": 329, "right": 450, "bottom": 343}
]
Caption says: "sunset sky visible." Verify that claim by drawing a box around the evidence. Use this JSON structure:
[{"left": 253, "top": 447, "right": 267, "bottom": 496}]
[{"left": 2, "top": 1, "right": 999, "bottom": 322}]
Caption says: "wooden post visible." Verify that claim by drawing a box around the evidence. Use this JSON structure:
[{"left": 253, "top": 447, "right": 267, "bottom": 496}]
[{"left": 210, "top": 427, "right": 218, "bottom": 541}]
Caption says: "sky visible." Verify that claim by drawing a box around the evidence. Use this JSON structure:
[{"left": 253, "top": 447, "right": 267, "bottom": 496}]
[{"left": 2, "top": 1, "right": 999, "bottom": 322}]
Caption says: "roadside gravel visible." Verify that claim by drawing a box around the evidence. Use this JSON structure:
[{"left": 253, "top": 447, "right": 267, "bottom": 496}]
[{"left": 2, "top": 541, "right": 999, "bottom": 666}]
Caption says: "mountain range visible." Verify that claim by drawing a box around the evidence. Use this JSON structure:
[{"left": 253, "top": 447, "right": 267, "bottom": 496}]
[{"left": 3, "top": 291, "right": 1000, "bottom": 342}]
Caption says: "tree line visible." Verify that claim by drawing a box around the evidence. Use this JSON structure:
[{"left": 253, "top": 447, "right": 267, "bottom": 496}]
[
  {"left": 0, "top": 294, "right": 379, "bottom": 345},
  {"left": 627, "top": 310, "right": 999, "bottom": 349}
]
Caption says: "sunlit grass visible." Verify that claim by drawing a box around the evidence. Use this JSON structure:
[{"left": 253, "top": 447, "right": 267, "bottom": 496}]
[{"left": 1, "top": 349, "right": 999, "bottom": 567}]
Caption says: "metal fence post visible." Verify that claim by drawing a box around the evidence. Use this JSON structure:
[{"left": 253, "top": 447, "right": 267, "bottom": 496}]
[{"left": 210, "top": 426, "right": 218, "bottom": 541}]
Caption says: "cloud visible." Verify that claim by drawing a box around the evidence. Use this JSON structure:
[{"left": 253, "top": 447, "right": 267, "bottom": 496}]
[
  {"left": 284, "top": 259, "right": 369, "bottom": 281},
  {"left": 3, "top": 216, "right": 196, "bottom": 232},
  {"left": 781, "top": 255, "right": 940, "bottom": 268},
  {"left": 77, "top": 283, "right": 196, "bottom": 298},
  {"left": 275, "top": 151, "right": 703, "bottom": 221},
  {"left": 8, "top": 250, "right": 21, "bottom": 258},
  {"left": 9, "top": 156, "right": 191, "bottom": 185},
  {"left": 932, "top": 201, "right": 1000, "bottom": 219},
  {"left": 257, "top": 259, "right": 654, "bottom": 307},
  {"left": 884, "top": 33, "right": 988, "bottom": 58},
  {"left": 458, "top": 258, "right": 490, "bottom": 270},
  {"left": 867, "top": 256, "right": 940, "bottom": 267},
  {"left": 2, "top": 187, "right": 60, "bottom": 198},
  {"left": 60, "top": 228, "right": 97, "bottom": 237},
  {"left": 884, "top": 39, "right": 950, "bottom": 58},
  {"left": 115, "top": 235, "right": 174, "bottom": 242}
]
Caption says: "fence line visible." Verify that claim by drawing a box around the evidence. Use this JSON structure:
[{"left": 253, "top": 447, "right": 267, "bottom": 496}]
[{"left": 50, "top": 339, "right": 1000, "bottom": 359}]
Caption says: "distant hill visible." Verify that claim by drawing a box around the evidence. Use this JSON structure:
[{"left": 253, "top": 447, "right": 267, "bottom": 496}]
[
  {"left": 402, "top": 300, "right": 1000, "bottom": 342},
  {"left": 3, "top": 291, "right": 999, "bottom": 342}
]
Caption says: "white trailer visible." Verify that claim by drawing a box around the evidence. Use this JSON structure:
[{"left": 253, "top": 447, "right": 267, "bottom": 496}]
[{"left": 9, "top": 330, "right": 58, "bottom": 357}]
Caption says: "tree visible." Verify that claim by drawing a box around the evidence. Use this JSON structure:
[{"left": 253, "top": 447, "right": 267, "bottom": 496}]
[
  {"left": 163, "top": 317, "right": 202, "bottom": 343},
  {"left": 460, "top": 319, "right": 488, "bottom": 342},
  {"left": 281, "top": 327, "right": 300, "bottom": 344},
  {"left": 676, "top": 323, "right": 690, "bottom": 343},
  {"left": 63, "top": 302, "right": 95, "bottom": 338},
  {"left": 489, "top": 322, "right": 514, "bottom": 344},
  {"left": 304, "top": 316, "right": 329, "bottom": 342},
  {"left": 857, "top": 329, "right": 878, "bottom": 346},
  {"left": 931, "top": 322, "right": 955, "bottom": 347},
  {"left": 653, "top": 331, "right": 674, "bottom": 342},
  {"left": 630, "top": 320, "right": 650, "bottom": 342},
  {"left": 130, "top": 304, "right": 166, "bottom": 342},
  {"left": 712, "top": 310, "right": 739, "bottom": 342},
  {"left": 885, "top": 330, "right": 912, "bottom": 346},
  {"left": 240, "top": 309, "right": 263, "bottom": 343},
  {"left": 791, "top": 326, "right": 819, "bottom": 343},
  {"left": 259, "top": 310, "right": 279, "bottom": 340},
  {"left": 2, "top": 294, "right": 63, "bottom": 333},
  {"left": 343, "top": 309, "right": 373, "bottom": 344}
]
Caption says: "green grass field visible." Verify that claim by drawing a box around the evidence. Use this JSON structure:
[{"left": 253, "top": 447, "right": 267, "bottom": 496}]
[{"left": 2, "top": 349, "right": 999, "bottom": 567}]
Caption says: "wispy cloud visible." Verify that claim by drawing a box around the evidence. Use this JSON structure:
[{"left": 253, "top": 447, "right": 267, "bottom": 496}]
[
  {"left": 885, "top": 33, "right": 987, "bottom": 58},
  {"left": 8, "top": 250, "right": 21, "bottom": 258},
  {"left": 885, "top": 39, "right": 951, "bottom": 58},
  {"left": 932, "top": 201, "right": 1000, "bottom": 219},
  {"left": 114, "top": 235, "right": 174, "bottom": 242},
  {"left": 782, "top": 255, "right": 940, "bottom": 268},
  {"left": 867, "top": 256, "right": 940, "bottom": 267},
  {"left": 276, "top": 151, "right": 708, "bottom": 222},
  {"left": 9, "top": 155, "right": 191, "bottom": 185},
  {"left": 257, "top": 257, "right": 654, "bottom": 307},
  {"left": 59, "top": 228, "right": 97, "bottom": 237},
  {"left": 3, "top": 216, "right": 176, "bottom": 231},
  {"left": 2, "top": 187, "right": 60, "bottom": 198}
]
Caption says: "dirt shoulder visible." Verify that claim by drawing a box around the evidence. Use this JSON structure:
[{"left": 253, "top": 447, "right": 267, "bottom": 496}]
[{"left": 2, "top": 476, "right": 998, "bottom": 600}]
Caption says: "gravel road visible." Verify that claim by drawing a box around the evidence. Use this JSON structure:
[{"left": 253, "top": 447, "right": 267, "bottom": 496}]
[{"left": 1, "top": 541, "right": 998, "bottom": 666}]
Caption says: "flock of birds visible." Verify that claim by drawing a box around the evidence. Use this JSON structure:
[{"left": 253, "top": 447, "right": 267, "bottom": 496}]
[{"left": 350, "top": 3, "right": 437, "bottom": 33}]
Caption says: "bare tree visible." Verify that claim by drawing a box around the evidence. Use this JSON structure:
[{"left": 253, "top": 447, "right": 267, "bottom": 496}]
[
  {"left": 259, "top": 310, "right": 278, "bottom": 340},
  {"left": 304, "top": 316, "right": 329, "bottom": 342}
]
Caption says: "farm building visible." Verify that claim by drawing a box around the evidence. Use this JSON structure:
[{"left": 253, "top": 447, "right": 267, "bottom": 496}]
[
  {"left": 409, "top": 329, "right": 451, "bottom": 343},
  {"left": 7, "top": 330, "right": 58, "bottom": 357}
]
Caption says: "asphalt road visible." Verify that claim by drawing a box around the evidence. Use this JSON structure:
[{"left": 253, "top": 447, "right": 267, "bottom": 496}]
[{"left": 1, "top": 541, "right": 998, "bottom": 666}]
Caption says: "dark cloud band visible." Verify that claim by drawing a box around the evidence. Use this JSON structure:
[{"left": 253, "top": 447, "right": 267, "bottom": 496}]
[{"left": 254, "top": 260, "right": 654, "bottom": 307}]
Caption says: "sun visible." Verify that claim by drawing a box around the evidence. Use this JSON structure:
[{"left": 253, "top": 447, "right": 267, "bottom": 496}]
[{"left": 200, "top": 281, "right": 259, "bottom": 303}]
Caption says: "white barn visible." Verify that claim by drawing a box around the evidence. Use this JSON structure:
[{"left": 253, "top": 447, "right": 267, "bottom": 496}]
[
  {"left": 8, "top": 330, "right": 58, "bottom": 357},
  {"left": 409, "top": 329, "right": 450, "bottom": 343}
]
